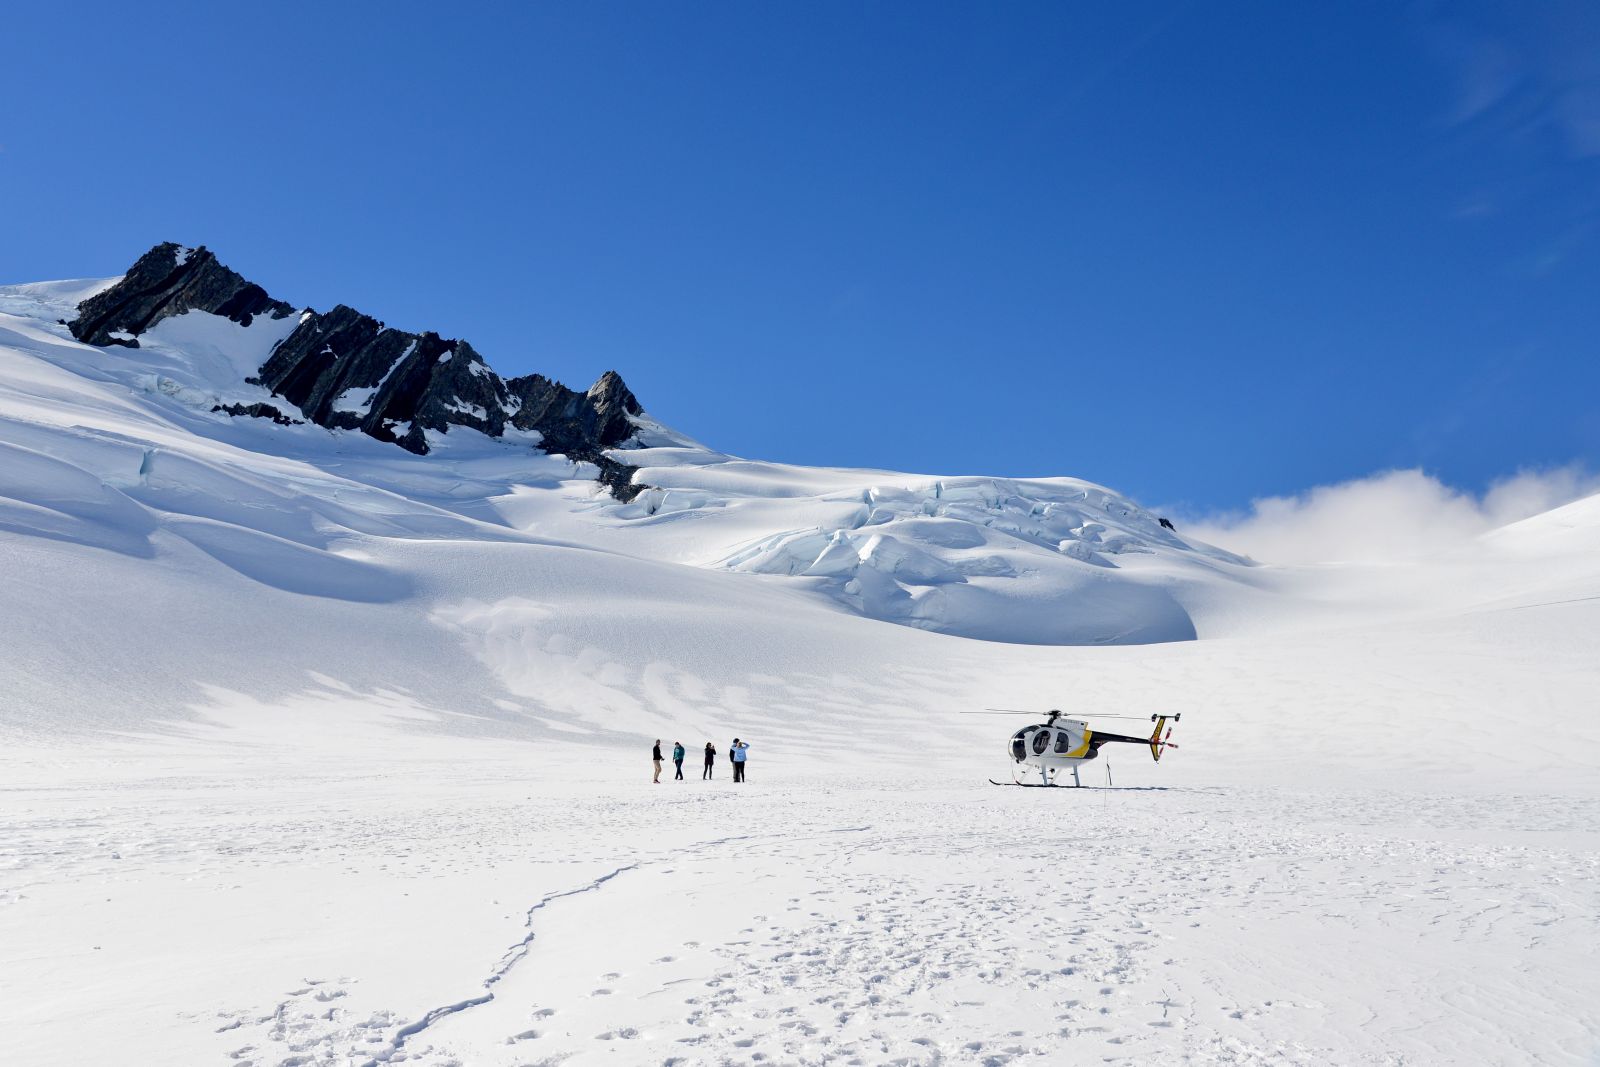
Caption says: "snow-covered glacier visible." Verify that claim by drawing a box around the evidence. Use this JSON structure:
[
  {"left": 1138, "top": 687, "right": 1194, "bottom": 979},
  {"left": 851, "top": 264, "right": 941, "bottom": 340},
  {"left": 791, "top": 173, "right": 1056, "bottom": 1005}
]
[
  {"left": 0, "top": 248, "right": 1263, "bottom": 649},
  {"left": 2, "top": 252, "right": 1597, "bottom": 1067}
]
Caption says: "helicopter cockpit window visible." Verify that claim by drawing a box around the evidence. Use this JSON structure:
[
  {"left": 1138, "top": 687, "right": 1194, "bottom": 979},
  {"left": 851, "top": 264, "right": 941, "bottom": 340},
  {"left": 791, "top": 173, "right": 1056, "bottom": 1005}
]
[
  {"left": 1031, "top": 730, "right": 1051, "bottom": 755},
  {"left": 1054, "top": 730, "right": 1074, "bottom": 754},
  {"left": 1011, "top": 730, "right": 1027, "bottom": 761}
]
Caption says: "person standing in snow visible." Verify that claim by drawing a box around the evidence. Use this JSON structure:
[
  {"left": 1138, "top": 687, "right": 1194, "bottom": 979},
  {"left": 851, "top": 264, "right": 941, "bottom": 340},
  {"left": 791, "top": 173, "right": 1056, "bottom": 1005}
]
[
  {"left": 652, "top": 740, "right": 663, "bottom": 784},
  {"left": 731, "top": 739, "right": 748, "bottom": 783},
  {"left": 672, "top": 741, "right": 685, "bottom": 780},
  {"left": 703, "top": 742, "right": 716, "bottom": 780}
]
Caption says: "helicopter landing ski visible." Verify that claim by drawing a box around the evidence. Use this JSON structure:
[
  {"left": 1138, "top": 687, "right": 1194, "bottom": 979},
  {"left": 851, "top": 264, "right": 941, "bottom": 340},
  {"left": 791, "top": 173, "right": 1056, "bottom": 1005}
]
[
  {"left": 988, "top": 772, "right": 1087, "bottom": 788},
  {"left": 988, "top": 763, "right": 1094, "bottom": 788}
]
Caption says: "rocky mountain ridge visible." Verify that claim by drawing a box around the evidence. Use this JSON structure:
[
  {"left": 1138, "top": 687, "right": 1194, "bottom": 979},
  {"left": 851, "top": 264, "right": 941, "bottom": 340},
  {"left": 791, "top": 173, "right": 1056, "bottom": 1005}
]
[{"left": 67, "top": 243, "right": 646, "bottom": 498}]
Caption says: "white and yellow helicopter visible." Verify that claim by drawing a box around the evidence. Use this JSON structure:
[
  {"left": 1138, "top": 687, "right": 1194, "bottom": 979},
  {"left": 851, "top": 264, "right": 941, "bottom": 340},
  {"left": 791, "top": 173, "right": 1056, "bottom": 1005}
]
[{"left": 980, "top": 709, "right": 1180, "bottom": 787}]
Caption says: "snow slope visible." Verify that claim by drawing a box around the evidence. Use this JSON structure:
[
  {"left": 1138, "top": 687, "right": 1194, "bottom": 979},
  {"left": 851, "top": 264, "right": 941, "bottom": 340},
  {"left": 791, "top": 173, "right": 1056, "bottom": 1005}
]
[{"left": 1, "top": 274, "right": 1597, "bottom": 1065}]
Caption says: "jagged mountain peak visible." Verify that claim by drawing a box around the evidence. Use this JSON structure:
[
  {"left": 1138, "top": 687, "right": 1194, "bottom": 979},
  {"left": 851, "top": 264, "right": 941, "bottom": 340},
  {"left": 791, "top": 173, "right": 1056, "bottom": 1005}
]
[
  {"left": 70, "top": 243, "right": 295, "bottom": 346},
  {"left": 65, "top": 243, "right": 648, "bottom": 499}
]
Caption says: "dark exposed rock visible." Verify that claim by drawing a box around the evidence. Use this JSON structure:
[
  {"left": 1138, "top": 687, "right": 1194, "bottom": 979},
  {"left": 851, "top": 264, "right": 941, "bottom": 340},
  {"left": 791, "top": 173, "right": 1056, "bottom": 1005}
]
[
  {"left": 73, "top": 244, "right": 650, "bottom": 498},
  {"left": 70, "top": 243, "right": 295, "bottom": 347},
  {"left": 590, "top": 453, "right": 647, "bottom": 502},
  {"left": 211, "top": 402, "right": 302, "bottom": 426},
  {"left": 506, "top": 369, "right": 642, "bottom": 454},
  {"left": 502, "top": 369, "right": 646, "bottom": 501},
  {"left": 252, "top": 305, "right": 514, "bottom": 451}
]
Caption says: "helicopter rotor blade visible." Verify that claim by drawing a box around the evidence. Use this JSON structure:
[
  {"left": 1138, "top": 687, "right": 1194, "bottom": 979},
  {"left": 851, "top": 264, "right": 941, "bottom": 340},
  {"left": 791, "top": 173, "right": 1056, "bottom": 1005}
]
[
  {"left": 959, "top": 709, "right": 1186, "bottom": 722},
  {"left": 1085, "top": 714, "right": 1180, "bottom": 721}
]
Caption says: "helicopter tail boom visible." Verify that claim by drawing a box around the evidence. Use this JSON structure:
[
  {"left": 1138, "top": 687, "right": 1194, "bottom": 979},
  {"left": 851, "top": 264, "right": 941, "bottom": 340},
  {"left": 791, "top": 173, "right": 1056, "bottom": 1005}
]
[{"left": 1149, "top": 714, "right": 1179, "bottom": 762}]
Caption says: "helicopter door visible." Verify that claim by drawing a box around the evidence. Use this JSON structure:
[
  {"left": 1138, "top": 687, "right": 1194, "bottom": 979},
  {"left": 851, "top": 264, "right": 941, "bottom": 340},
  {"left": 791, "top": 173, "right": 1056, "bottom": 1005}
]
[
  {"left": 1031, "top": 730, "right": 1051, "bottom": 756},
  {"left": 1054, "top": 729, "right": 1074, "bottom": 754}
]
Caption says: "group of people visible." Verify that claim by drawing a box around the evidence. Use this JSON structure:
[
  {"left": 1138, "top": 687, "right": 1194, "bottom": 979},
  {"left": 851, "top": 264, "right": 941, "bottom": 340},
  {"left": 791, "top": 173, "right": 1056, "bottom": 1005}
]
[{"left": 652, "top": 739, "right": 750, "bottom": 783}]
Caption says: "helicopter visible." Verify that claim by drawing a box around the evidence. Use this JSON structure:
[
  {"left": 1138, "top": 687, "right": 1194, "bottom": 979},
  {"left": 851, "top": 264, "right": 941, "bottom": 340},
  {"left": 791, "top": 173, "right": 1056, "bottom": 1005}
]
[{"left": 979, "top": 709, "right": 1180, "bottom": 787}]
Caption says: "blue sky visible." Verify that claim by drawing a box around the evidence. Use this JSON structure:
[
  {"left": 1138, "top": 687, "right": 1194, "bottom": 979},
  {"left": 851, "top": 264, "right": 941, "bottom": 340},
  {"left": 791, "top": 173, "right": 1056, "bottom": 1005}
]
[{"left": 3, "top": 1, "right": 1597, "bottom": 513}]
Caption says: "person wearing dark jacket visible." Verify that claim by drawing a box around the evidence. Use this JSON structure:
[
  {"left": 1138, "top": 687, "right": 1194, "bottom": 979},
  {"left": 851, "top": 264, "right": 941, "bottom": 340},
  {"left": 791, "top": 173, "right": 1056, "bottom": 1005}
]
[
  {"left": 702, "top": 742, "right": 716, "bottom": 779},
  {"left": 652, "top": 740, "right": 663, "bottom": 784},
  {"left": 672, "top": 741, "right": 685, "bottom": 780}
]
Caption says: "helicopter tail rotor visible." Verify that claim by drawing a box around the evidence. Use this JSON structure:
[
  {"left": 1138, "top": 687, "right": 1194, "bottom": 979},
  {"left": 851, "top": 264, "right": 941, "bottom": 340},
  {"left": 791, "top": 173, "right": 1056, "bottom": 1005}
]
[{"left": 1149, "top": 713, "right": 1181, "bottom": 762}]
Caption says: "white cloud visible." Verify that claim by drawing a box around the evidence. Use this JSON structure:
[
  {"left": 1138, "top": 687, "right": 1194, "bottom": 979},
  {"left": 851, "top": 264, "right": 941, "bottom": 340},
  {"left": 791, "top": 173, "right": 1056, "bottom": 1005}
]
[
  {"left": 1184, "top": 466, "right": 1600, "bottom": 565},
  {"left": 1428, "top": 2, "right": 1600, "bottom": 159}
]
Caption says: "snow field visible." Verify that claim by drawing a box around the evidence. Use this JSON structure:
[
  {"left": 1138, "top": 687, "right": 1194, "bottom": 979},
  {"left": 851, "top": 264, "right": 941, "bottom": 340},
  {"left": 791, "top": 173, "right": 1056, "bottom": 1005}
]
[
  {"left": 1, "top": 274, "right": 1598, "bottom": 1064},
  {"left": 4, "top": 759, "right": 1595, "bottom": 1066}
]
